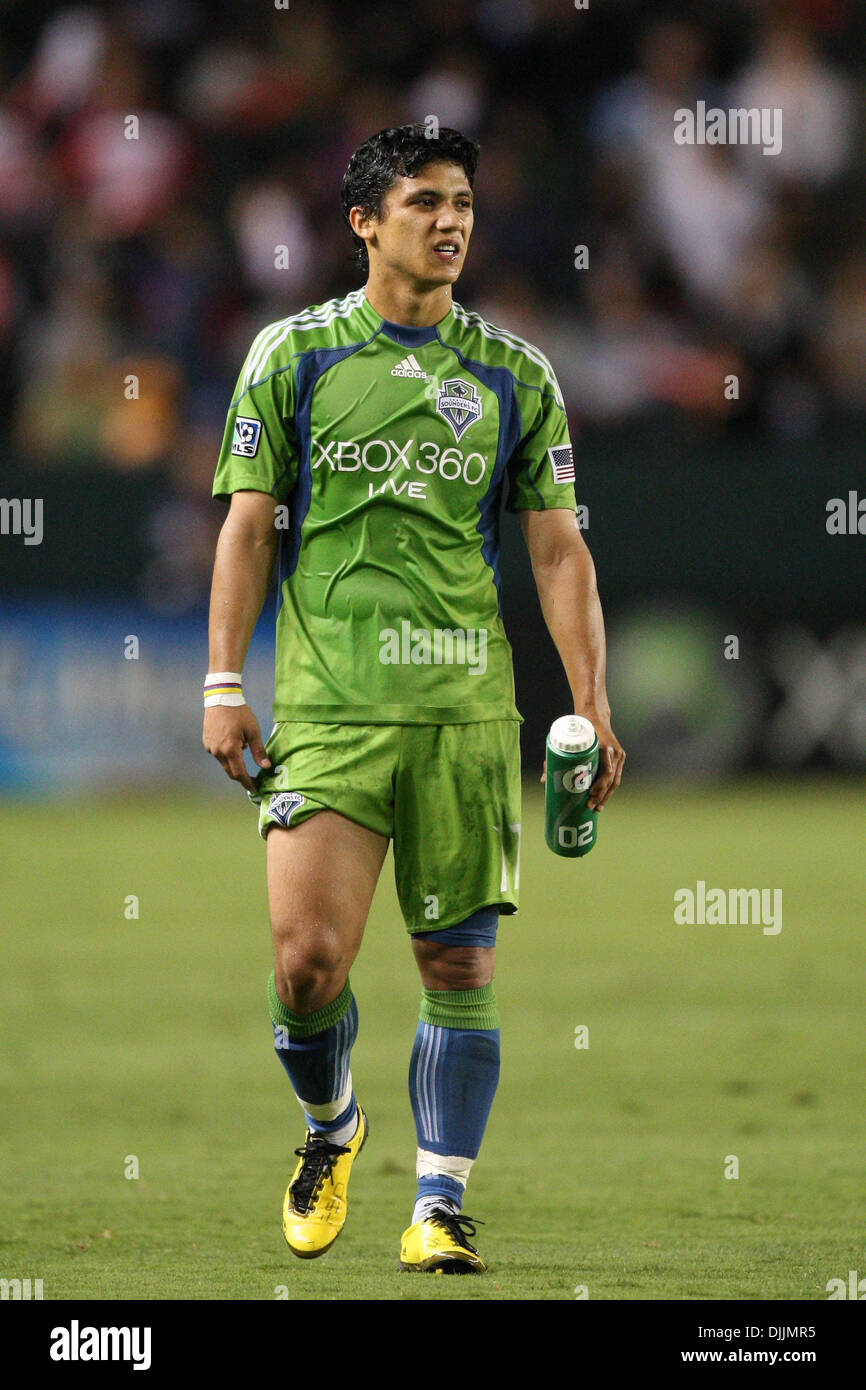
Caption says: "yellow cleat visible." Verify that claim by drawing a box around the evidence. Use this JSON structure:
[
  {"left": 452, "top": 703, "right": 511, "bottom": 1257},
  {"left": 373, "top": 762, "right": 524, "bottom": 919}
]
[
  {"left": 281, "top": 1107, "right": 368, "bottom": 1259},
  {"left": 399, "top": 1208, "right": 486, "bottom": 1274}
]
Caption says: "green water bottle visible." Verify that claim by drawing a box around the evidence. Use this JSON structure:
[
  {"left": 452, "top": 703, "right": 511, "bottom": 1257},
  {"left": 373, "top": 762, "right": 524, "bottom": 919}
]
[{"left": 545, "top": 714, "right": 600, "bottom": 858}]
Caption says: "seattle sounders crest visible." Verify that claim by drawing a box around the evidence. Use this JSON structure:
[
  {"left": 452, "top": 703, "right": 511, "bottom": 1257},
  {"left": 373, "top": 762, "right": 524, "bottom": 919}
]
[{"left": 435, "top": 378, "right": 483, "bottom": 441}]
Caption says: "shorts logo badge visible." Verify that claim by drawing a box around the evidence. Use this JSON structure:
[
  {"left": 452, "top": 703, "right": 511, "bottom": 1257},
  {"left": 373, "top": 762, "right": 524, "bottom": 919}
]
[
  {"left": 232, "top": 416, "right": 263, "bottom": 457},
  {"left": 268, "top": 791, "right": 306, "bottom": 827},
  {"left": 435, "top": 378, "right": 482, "bottom": 441}
]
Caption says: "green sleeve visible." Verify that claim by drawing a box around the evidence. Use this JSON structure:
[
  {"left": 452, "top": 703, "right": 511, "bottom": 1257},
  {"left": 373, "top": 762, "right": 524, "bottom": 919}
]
[
  {"left": 505, "top": 371, "right": 576, "bottom": 513},
  {"left": 212, "top": 351, "right": 298, "bottom": 504}
]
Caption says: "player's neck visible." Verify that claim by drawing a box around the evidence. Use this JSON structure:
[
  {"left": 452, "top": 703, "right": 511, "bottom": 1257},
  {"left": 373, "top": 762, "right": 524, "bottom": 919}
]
[{"left": 363, "top": 275, "right": 453, "bottom": 328}]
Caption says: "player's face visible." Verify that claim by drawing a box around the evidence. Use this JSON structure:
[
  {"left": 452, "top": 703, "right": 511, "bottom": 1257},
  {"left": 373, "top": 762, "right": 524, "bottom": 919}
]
[{"left": 367, "top": 161, "right": 474, "bottom": 288}]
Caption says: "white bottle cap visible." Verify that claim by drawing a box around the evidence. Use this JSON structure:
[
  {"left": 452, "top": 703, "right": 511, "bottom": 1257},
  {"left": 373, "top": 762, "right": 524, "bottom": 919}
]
[{"left": 548, "top": 714, "right": 597, "bottom": 754}]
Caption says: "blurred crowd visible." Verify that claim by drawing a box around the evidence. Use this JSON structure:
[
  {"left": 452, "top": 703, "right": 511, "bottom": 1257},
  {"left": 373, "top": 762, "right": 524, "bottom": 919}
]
[{"left": 1, "top": 0, "right": 864, "bottom": 610}]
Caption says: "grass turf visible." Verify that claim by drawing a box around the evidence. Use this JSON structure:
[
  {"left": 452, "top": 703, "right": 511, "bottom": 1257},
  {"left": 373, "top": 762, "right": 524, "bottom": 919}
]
[{"left": 0, "top": 780, "right": 863, "bottom": 1300}]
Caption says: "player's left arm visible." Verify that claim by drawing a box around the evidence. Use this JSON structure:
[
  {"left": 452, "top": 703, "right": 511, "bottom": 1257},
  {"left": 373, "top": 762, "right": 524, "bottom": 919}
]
[{"left": 519, "top": 507, "right": 625, "bottom": 809}]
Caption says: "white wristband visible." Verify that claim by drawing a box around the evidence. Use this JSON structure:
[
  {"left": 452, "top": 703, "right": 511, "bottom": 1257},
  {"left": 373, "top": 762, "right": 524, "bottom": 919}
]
[{"left": 204, "top": 671, "right": 245, "bottom": 708}]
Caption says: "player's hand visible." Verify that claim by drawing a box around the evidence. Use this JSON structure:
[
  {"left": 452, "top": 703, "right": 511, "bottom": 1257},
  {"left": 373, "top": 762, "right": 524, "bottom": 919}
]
[
  {"left": 583, "top": 709, "right": 625, "bottom": 811},
  {"left": 537, "top": 709, "right": 625, "bottom": 810},
  {"left": 203, "top": 704, "right": 271, "bottom": 794}
]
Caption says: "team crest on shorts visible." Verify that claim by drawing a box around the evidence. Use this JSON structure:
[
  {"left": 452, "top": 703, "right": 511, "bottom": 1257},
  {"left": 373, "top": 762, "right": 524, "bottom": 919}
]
[
  {"left": 231, "top": 416, "right": 263, "bottom": 457},
  {"left": 435, "top": 378, "right": 483, "bottom": 441},
  {"left": 267, "top": 791, "right": 306, "bottom": 827}
]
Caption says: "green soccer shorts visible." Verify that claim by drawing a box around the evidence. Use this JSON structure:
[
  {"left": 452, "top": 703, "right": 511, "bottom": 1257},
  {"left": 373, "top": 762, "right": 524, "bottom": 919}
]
[{"left": 249, "top": 721, "right": 522, "bottom": 935}]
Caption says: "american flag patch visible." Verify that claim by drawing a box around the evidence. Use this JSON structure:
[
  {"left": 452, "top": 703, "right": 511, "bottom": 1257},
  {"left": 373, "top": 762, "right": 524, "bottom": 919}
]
[{"left": 548, "top": 443, "right": 575, "bottom": 484}]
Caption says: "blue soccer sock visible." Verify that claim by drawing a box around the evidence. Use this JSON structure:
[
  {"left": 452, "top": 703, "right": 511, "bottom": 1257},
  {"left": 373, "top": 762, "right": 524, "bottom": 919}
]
[
  {"left": 408, "top": 984, "right": 500, "bottom": 1223},
  {"left": 267, "top": 972, "right": 359, "bottom": 1145}
]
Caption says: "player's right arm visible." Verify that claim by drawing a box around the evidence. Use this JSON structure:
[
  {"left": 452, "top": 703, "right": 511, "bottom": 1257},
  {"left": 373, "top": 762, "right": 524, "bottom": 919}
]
[{"left": 203, "top": 489, "right": 278, "bottom": 793}]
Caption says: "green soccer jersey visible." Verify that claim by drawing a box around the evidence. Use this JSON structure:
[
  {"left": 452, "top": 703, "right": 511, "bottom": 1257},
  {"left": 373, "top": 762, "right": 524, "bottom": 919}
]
[{"left": 213, "top": 287, "right": 576, "bottom": 724}]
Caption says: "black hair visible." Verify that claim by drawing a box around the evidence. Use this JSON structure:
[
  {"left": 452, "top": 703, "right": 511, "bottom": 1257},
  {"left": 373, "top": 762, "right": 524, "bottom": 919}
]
[{"left": 340, "top": 123, "right": 480, "bottom": 276}]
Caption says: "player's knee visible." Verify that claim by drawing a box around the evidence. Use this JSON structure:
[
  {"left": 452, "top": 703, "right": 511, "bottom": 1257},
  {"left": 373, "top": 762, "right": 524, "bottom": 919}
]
[
  {"left": 415, "top": 943, "right": 494, "bottom": 991},
  {"left": 412, "top": 908, "right": 497, "bottom": 990},
  {"left": 272, "top": 936, "right": 347, "bottom": 1014}
]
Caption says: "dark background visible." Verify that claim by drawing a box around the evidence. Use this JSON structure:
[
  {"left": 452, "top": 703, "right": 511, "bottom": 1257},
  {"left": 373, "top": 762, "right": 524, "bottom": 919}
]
[{"left": 1, "top": 0, "right": 864, "bottom": 784}]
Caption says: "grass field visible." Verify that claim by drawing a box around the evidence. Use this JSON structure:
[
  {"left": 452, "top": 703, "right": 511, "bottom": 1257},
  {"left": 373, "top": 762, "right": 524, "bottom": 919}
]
[{"left": 1, "top": 780, "right": 863, "bottom": 1301}]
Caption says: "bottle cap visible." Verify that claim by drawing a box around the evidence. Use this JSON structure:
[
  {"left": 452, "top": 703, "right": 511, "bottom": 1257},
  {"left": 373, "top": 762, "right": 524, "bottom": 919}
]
[{"left": 548, "top": 714, "right": 597, "bottom": 754}]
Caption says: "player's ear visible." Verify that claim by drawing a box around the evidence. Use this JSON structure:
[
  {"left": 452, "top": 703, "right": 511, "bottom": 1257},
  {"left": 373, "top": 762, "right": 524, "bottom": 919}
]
[{"left": 348, "top": 206, "right": 375, "bottom": 243}]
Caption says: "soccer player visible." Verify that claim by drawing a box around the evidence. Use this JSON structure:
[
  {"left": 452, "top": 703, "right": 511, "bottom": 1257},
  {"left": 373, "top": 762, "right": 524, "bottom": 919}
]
[{"left": 203, "top": 125, "right": 624, "bottom": 1274}]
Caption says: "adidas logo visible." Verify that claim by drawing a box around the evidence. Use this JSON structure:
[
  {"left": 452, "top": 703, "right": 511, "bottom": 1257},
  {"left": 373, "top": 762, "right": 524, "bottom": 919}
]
[{"left": 391, "top": 353, "right": 429, "bottom": 380}]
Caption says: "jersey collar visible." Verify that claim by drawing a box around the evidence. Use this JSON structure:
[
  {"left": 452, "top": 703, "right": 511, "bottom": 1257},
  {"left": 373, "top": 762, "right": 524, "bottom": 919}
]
[{"left": 360, "top": 290, "right": 455, "bottom": 347}]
